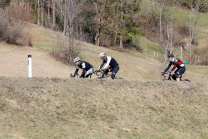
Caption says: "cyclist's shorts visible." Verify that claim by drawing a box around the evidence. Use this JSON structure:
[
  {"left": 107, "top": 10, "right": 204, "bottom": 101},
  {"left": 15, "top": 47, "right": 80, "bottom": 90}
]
[
  {"left": 85, "top": 68, "right": 94, "bottom": 76},
  {"left": 175, "top": 67, "right": 186, "bottom": 78},
  {"left": 105, "top": 66, "right": 119, "bottom": 75}
]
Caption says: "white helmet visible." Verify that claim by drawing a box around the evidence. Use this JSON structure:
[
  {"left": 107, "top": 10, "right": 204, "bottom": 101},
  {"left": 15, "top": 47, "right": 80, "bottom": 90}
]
[
  {"left": 99, "top": 52, "right": 106, "bottom": 58},
  {"left": 74, "top": 57, "right": 80, "bottom": 63}
]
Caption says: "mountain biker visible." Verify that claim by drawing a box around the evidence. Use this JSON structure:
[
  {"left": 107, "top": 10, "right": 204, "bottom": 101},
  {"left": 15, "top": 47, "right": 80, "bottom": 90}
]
[
  {"left": 95, "top": 52, "right": 119, "bottom": 79},
  {"left": 72, "top": 57, "right": 94, "bottom": 78},
  {"left": 162, "top": 54, "right": 186, "bottom": 81}
]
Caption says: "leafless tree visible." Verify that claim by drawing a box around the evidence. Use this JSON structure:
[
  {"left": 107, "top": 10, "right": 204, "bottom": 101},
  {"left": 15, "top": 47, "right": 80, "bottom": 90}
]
[
  {"left": 52, "top": 0, "right": 55, "bottom": 28},
  {"left": 187, "top": 0, "right": 206, "bottom": 64},
  {"left": 38, "top": 0, "right": 40, "bottom": 25},
  {"left": 54, "top": 0, "right": 84, "bottom": 63}
]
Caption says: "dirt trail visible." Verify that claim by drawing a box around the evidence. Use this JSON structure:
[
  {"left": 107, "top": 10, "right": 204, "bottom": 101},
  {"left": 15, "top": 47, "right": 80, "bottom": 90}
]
[{"left": 0, "top": 43, "right": 74, "bottom": 78}]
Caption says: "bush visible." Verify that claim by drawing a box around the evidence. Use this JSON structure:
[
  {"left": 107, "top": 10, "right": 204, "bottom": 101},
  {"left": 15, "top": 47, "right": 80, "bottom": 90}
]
[
  {"left": 50, "top": 34, "right": 81, "bottom": 65},
  {"left": 0, "top": 6, "right": 33, "bottom": 46}
]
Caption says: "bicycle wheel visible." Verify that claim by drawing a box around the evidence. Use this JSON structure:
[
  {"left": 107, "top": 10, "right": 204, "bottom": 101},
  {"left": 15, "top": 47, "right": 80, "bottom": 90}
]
[
  {"left": 163, "top": 79, "right": 172, "bottom": 81},
  {"left": 182, "top": 79, "right": 191, "bottom": 82}
]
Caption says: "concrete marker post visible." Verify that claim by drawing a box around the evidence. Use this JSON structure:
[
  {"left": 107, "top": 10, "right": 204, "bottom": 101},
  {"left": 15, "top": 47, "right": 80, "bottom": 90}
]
[{"left": 28, "top": 55, "right": 32, "bottom": 77}]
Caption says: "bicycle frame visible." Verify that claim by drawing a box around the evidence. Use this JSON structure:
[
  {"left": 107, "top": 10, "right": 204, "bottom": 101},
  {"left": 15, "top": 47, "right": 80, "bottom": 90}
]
[
  {"left": 94, "top": 70, "right": 110, "bottom": 79},
  {"left": 161, "top": 72, "right": 181, "bottom": 81},
  {"left": 161, "top": 72, "right": 190, "bottom": 82}
]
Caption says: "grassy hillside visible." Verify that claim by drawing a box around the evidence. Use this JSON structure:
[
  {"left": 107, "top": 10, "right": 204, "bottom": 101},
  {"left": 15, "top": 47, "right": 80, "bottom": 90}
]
[
  {"left": 23, "top": 23, "right": 208, "bottom": 82},
  {"left": 140, "top": 0, "right": 208, "bottom": 63},
  {"left": 0, "top": 77, "right": 208, "bottom": 139},
  {"left": 0, "top": 22, "right": 208, "bottom": 139}
]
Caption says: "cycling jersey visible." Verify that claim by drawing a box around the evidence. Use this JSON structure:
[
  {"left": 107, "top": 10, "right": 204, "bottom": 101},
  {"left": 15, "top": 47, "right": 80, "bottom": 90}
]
[
  {"left": 98, "top": 56, "right": 119, "bottom": 70},
  {"left": 74, "top": 61, "right": 93, "bottom": 77},
  {"left": 164, "top": 58, "right": 185, "bottom": 72}
]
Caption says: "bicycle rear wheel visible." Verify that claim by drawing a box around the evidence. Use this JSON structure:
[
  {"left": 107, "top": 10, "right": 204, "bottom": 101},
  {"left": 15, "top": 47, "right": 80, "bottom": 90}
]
[{"left": 182, "top": 79, "right": 191, "bottom": 82}]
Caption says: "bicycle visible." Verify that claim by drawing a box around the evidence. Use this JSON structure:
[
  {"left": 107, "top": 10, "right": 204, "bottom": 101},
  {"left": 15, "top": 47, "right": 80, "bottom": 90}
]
[
  {"left": 94, "top": 70, "right": 123, "bottom": 79},
  {"left": 70, "top": 73, "right": 93, "bottom": 78},
  {"left": 161, "top": 72, "right": 191, "bottom": 82}
]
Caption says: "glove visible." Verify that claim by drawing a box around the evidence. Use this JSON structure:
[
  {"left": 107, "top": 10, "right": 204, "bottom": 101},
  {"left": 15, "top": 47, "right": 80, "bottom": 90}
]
[{"left": 94, "top": 70, "right": 99, "bottom": 73}]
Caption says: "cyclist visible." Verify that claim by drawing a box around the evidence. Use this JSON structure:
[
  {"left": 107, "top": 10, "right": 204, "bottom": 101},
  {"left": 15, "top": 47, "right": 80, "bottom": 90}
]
[
  {"left": 162, "top": 54, "right": 186, "bottom": 81},
  {"left": 95, "top": 52, "right": 119, "bottom": 79},
  {"left": 72, "top": 57, "right": 94, "bottom": 78}
]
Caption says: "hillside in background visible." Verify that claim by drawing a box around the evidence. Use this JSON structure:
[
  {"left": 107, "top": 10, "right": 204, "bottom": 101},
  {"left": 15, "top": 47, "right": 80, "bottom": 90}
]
[
  {"left": 140, "top": 0, "right": 208, "bottom": 64},
  {"left": 1, "top": 23, "right": 207, "bottom": 82},
  {"left": 0, "top": 22, "right": 208, "bottom": 139}
]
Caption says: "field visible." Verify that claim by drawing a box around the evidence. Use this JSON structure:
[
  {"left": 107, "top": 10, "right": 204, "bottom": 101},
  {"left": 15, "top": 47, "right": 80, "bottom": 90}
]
[
  {"left": 0, "top": 77, "right": 208, "bottom": 138},
  {"left": 0, "top": 14, "right": 208, "bottom": 139}
]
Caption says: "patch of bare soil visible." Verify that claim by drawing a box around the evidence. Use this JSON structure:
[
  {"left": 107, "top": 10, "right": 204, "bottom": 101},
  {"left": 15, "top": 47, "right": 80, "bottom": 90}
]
[{"left": 0, "top": 43, "right": 74, "bottom": 78}]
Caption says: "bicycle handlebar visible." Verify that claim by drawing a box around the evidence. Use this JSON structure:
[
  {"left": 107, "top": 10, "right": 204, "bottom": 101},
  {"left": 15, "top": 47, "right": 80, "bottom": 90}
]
[{"left": 161, "top": 72, "right": 173, "bottom": 78}]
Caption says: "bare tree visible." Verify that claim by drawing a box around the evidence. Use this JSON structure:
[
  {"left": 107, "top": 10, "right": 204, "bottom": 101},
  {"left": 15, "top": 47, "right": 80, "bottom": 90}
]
[
  {"left": 54, "top": 0, "right": 84, "bottom": 63},
  {"left": 38, "top": 0, "right": 40, "bottom": 25},
  {"left": 187, "top": 0, "right": 203, "bottom": 64},
  {"left": 52, "top": 0, "right": 55, "bottom": 28},
  {"left": 93, "top": 0, "right": 108, "bottom": 46}
]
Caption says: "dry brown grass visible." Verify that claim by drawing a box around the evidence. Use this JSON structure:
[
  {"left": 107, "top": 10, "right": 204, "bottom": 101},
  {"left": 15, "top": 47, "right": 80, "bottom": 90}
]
[
  {"left": 1, "top": 23, "right": 208, "bottom": 138},
  {"left": 0, "top": 77, "right": 208, "bottom": 138}
]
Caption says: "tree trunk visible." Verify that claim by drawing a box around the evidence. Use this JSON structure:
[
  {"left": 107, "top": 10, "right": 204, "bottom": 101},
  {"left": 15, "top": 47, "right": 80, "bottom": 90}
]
[
  {"left": 52, "top": 0, "right": 55, "bottom": 29},
  {"left": 38, "top": 0, "right": 40, "bottom": 25},
  {"left": 114, "top": 3, "right": 118, "bottom": 47},
  {"left": 47, "top": 1, "right": 50, "bottom": 20},
  {"left": 160, "top": 2, "right": 162, "bottom": 42},
  {"left": 120, "top": 0, "right": 123, "bottom": 49},
  {"left": 41, "top": 0, "right": 44, "bottom": 26},
  {"left": 63, "top": 0, "right": 66, "bottom": 35}
]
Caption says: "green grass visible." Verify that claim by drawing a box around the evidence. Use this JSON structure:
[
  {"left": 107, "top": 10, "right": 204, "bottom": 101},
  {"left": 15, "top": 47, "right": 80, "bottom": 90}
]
[{"left": 186, "top": 65, "right": 208, "bottom": 76}]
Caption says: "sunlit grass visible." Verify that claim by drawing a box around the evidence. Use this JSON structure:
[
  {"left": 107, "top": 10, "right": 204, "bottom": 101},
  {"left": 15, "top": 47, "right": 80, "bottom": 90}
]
[{"left": 0, "top": 77, "right": 208, "bottom": 138}]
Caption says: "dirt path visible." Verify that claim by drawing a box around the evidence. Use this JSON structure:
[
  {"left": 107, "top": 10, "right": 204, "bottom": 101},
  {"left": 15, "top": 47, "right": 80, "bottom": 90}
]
[{"left": 0, "top": 43, "right": 74, "bottom": 78}]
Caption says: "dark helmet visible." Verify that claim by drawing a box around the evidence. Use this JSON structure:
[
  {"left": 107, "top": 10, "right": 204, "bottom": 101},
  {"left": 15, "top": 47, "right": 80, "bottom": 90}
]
[{"left": 168, "top": 54, "right": 174, "bottom": 59}]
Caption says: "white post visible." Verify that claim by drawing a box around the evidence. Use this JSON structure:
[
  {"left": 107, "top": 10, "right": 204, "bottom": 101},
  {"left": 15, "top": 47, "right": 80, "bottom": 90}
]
[
  {"left": 157, "top": 52, "right": 158, "bottom": 58},
  {"left": 28, "top": 55, "right": 32, "bottom": 77}
]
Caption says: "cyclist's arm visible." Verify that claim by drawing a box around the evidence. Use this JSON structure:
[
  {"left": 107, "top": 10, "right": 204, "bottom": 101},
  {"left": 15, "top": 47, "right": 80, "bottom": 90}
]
[
  {"left": 74, "top": 66, "right": 79, "bottom": 75},
  {"left": 164, "top": 63, "right": 171, "bottom": 72},
  {"left": 98, "top": 61, "right": 104, "bottom": 70},
  {"left": 102, "top": 56, "right": 111, "bottom": 70},
  {"left": 170, "top": 60, "right": 179, "bottom": 72}
]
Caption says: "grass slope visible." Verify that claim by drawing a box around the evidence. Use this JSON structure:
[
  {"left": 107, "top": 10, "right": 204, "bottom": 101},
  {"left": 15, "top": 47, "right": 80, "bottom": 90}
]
[
  {"left": 24, "top": 23, "right": 208, "bottom": 82},
  {"left": 0, "top": 22, "right": 208, "bottom": 139},
  {"left": 141, "top": 0, "right": 208, "bottom": 61},
  {"left": 0, "top": 77, "right": 208, "bottom": 139}
]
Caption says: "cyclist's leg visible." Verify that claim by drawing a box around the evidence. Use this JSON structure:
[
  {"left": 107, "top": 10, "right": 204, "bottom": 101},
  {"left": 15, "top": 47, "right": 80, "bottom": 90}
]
[
  {"left": 175, "top": 67, "right": 186, "bottom": 81},
  {"left": 104, "top": 68, "right": 111, "bottom": 78},
  {"left": 111, "top": 66, "right": 119, "bottom": 79},
  {"left": 85, "top": 68, "right": 94, "bottom": 78},
  {"left": 172, "top": 71, "right": 177, "bottom": 81}
]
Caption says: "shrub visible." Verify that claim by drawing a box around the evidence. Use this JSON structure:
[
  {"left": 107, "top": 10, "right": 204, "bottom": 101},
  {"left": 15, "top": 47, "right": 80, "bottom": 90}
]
[
  {"left": 0, "top": 5, "right": 33, "bottom": 46},
  {"left": 50, "top": 34, "right": 81, "bottom": 65}
]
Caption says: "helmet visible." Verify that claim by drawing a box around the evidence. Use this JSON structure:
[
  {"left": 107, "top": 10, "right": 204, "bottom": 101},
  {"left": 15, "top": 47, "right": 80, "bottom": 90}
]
[
  {"left": 168, "top": 54, "right": 174, "bottom": 59},
  {"left": 74, "top": 57, "right": 80, "bottom": 63},
  {"left": 99, "top": 52, "right": 106, "bottom": 58}
]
